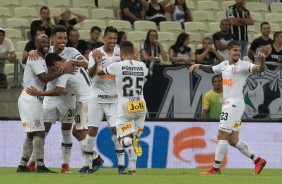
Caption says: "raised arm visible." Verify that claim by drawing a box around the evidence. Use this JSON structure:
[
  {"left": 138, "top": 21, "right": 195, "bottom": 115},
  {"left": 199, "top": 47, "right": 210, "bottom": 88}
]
[
  {"left": 188, "top": 64, "right": 214, "bottom": 73},
  {"left": 251, "top": 52, "right": 266, "bottom": 73}
]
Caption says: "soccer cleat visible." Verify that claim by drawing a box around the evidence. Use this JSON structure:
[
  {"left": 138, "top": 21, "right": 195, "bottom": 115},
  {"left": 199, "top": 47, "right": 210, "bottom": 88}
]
[
  {"left": 92, "top": 155, "right": 104, "bottom": 172},
  {"left": 128, "top": 170, "right": 137, "bottom": 175},
  {"left": 254, "top": 157, "right": 266, "bottom": 174},
  {"left": 200, "top": 168, "right": 221, "bottom": 175},
  {"left": 61, "top": 164, "right": 72, "bottom": 173},
  {"left": 118, "top": 165, "right": 127, "bottom": 174},
  {"left": 132, "top": 135, "right": 142, "bottom": 157},
  {"left": 79, "top": 166, "right": 91, "bottom": 174},
  {"left": 27, "top": 161, "right": 36, "bottom": 172},
  {"left": 35, "top": 166, "right": 57, "bottom": 173},
  {"left": 17, "top": 165, "right": 30, "bottom": 172}
]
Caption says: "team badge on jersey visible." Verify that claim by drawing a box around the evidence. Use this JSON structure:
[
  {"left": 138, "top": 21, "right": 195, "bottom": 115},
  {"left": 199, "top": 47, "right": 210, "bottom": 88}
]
[{"left": 127, "top": 100, "right": 145, "bottom": 113}]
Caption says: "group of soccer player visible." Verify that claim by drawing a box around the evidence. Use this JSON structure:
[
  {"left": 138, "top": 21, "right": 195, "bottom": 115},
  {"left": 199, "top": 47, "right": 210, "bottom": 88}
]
[
  {"left": 17, "top": 23, "right": 267, "bottom": 175},
  {"left": 17, "top": 25, "right": 147, "bottom": 174}
]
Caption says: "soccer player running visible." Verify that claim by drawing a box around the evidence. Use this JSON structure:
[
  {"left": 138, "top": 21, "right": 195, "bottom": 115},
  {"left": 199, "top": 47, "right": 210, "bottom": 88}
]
[
  {"left": 81, "top": 26, "right": 126, "bottom": 174},
  {"left": 17, "top": 34, "right": 69, "bottom": 173},
  {"left": 95, "top": 41, "right": 148, "bottom": 175},
  {"left": 189, "top": 40, "right": 267, "bottom": 175}
]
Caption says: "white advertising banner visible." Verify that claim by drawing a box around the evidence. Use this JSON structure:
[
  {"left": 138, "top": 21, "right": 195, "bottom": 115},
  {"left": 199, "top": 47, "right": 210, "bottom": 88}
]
[{"left": 0, "top": 121, "right": 281, "bottom": 168}]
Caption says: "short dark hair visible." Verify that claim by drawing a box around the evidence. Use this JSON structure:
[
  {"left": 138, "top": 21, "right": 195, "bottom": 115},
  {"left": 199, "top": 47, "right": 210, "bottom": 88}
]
[
  {"left": 273, "top": 31, "right": 282, "bottom": 41},
  {"left": 104, "top": 26, "right": 118, "bottom": 36},
  {"left": 220, "top": 19, "right": 230, "bottom": 25},
  {"left": 120, "top": 41, "right": 134, "bottom": 55},
  {"left": 260, "top": 21, "right": 270, "bottom": 29},
  {"left": 117, "top": 31, "right": 126, "bottom": 45},
  {"left": 51, "top": 25, "right": 67, "bottom": 36},
  {"left": 90, "top": 26, "right": 101, "bottom": 33},
  {"left": 69, "top": 28, "right": 79, "bottom": 34},
  {"left": 45, "top": 53, "right": 64, "bottom": 67},
  {"left": 40, "top": 6, "right": 49, "bottom": 13},
  {"left": 228, "top": 40, "right": 241, "bottom": 50},
  {"left": 212, "top": 74, "right": 222, "bottom": 82}
]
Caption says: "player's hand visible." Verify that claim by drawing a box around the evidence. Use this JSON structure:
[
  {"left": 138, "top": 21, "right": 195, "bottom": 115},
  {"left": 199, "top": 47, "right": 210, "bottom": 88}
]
[
  {"left": 26, "top": 86, "right": 40, "bottom": 96},
  {"left": 188, "top": 64, "right": 201, "bottom": 73},
  {"left": 92, "top": 49, "right": 103, "bottom": 64},
  {"left": 28, "top": 50, "right": 40, "bottom": 60},
  {"left": 255, "top": 52, "right": 266, "bottom": 62}
]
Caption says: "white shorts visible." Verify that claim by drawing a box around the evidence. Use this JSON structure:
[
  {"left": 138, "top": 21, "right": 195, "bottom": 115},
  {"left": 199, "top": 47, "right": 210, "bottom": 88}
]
[
  {"left": 18, "top": 96, "right": 45, "bottom": 133},
  {"left": 116, "top": 113, "right": 146, "bottom": 138},
  {"left": 219, "top": 99, "right": 245, "bottom": 133},
  {"left": 43, "top": 95, "right": 76, "bottom": 124},
  {"left": 88, "top": 99, "right": 117, "bottom": 127},
  {"left": 74, "top": 101, "right": 88, "bottom": 130}
]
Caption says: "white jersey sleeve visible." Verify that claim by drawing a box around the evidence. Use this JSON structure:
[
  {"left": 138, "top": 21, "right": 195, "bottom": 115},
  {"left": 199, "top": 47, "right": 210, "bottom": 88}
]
[
  {"left": 212, "top": 61, "right": 225, "bottom": 74},
  {"left": 244, "top": 61, "right": 255, "bottom": 74},
  {"left": 56, "top": 74, "right": 71, "bottom": 88},
  {"left": 88, "top": 50, "right": 95, "bottom": 69},
  {"left": 103, "top": 62, "right": 121, "bottom": 76},
  {"left": 30, "top": 57, "right": 46, "bottom": 75}
]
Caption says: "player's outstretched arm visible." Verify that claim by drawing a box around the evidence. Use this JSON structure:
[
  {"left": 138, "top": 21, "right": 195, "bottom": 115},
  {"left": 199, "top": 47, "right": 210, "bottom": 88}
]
[
  {"left": 26, "top": 86, "right": 64, "bottom": 96},
  {"left": 188, "top": 64, "right": 214, "bottom": 73},
  {"left": 252, "top": 52, "right": 266, "bottom": 73}
]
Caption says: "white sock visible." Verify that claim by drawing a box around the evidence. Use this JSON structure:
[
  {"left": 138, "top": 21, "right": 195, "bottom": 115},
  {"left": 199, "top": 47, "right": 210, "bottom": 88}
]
[
  {"left": 119, "top": 137, "right": 133, "bottom": 148},
  {"left": 235, "top": 140, "right": 258, "bottom": 161},
  {"left": 61, "top": 130, "right": 72, "bottom": 165},
  {"left": 83, "top": 135, "right": 95, "bottom": 167},
  {"left": 213, "top": 140, "right": 228, "bottom": 168},
  {"left": 128, "top": 146, "right": 137, "bottom": 171},
  {"left": 113, "top": 135, "right": 125, "bottom": 166}
]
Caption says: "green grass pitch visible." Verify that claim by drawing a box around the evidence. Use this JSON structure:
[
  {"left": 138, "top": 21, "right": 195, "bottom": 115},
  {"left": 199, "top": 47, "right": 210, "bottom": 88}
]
[{"left": 0, "top": 168, "right": 281, "bottom": 184}]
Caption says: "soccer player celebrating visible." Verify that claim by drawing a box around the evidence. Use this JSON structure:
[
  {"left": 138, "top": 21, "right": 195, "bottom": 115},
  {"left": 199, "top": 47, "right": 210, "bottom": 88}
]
[
  {"left": 189, "top": 40, "right": 267, "bottom": 175},
  {"left": 17, "top": 34, "right": 68, "bottom": 173},
  {"left": 95, "top": 41, "right": 148, "bottom": 175}
]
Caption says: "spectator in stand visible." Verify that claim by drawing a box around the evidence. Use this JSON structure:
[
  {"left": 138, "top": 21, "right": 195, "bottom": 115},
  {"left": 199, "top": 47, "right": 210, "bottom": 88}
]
[
  {"left": 120, "top": 0, "right": 145, "bottom": 27},
  {"left": 141, "top": 29, "right": 167, "bottom": 69},
  {"left": 140, "top": 0, "right": 170, "bottom": 26},
  {"left": 22, "top": 28, "right": 46, "bottom": 64},
  {"left": 212, "top": 19, "right": 237, "bottom": 60},
  {"left": 226, "top": 0, "right": 254, "bottom": 59},
  {"left": 196, "top": 37, "right": 224, "bottom": 65},
  {"left": 66, "top": 29, "right": 90, "bottom": 59},
  {"left": 54, "top": 7, "right": 86, "bottom": 35},
  {"left": 86, "top": 26, "right": 104, "bottom": 51},
  {"left": 248, "top": 22, "right": 273, "bottom": 62},
  {"left": 30, "top": 6, "right": 54, "bottom": 38},
  {"left": 117, "top": 31, "right": 128, "bottom": 47},
  {"left": 165, "top": 0, "right": 193, "bottom": 28},
  {"left": 202, "top": 74, "right": 223, "bottom": 120},
  {"left": 169, "top": 32, "right": 195, "bottom": 64},
  {"left": 0, "top": 27, "right": 16, "bottom": 74}
]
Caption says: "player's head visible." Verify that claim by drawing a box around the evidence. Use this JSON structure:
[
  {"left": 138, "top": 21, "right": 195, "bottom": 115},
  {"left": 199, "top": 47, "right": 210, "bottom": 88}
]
[
  {"left": 45, "top": 53, "right": 66, "bottom": 72},
  {"left": 228, "top": 40, "right": 241, "bottom": 62},
  {"left": 51, "top": 25, "right": 68, "bottom": 51},
  {"left": 120, "top": 41, "right": 134, "bottom": 60},
  {"left": 260, "top": 22, "right": 271, "bottom": 37},
  {"left": 212, "top": 74, "right": 223, "bottom": 91},
  {"left": 35, "top": 34, "right": 50, "bottom": 57},
  {"left": 220, "top": 19, "right": 230, "bottom": 32},
  {"left": 273, "top": 31, "right": 282, "bottom": 44},
  {"left": 103, "top": 26, "right": 118, "bottom": 51}
]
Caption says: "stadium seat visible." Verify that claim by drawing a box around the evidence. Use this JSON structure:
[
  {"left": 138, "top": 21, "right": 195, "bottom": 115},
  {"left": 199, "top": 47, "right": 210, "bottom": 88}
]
[
  {"left": 216, "top": 11, "right": 227, "bottom": 22},
  {"left": 134, "top": 21, "right": 157, "bottom": 32},
  {"left": 248, "top": 25, "right": 258, "bottom": 43},
  {"left": 72, "top": 0, "right": 97, "bottom": 14},
  {"left": 91, "top": 9, "right": 116, "bottom": 24},
  {"left": 269, "top": 23, "right": 280, "bottom": 34},
  {"left": 46, "top": 0, "right": 71, "bottom": 9},
  {"left": 159, "top": 21, "right": 183, "bottom": 36},
  {"left": 0, "top": 0, "right": 21, "bottom": 16},
  {"left": 184, "top": 22, "right": 208, "bottom": 37},
  {"left": 197, "top": 1, "right": 220, "bottom": 16},
  {"left": 49, "top": 8, "right": 61, "bottom": 18},
  {"left": 158, "top": 32, "right": 176, "bottom": 48},
  {"left": 78, "top": 30, "right": 90, "bottom": 40},
  {"left": 251, "top": 12, "right": 264, "bottom": 30},
  {"left": 16, "top": 41, "right": 28, "bottom": 52},
  {"left": 6, "top": 18, "right": 29, "bottom": 37},
  {"left": 188, "top": 44, "right": 195, "bottom": 53},
  {"left": 246, "top": 2, "right": 269, "bottom": 18},
  {"left": 209, "top": 22, "right": 220, "bottom": 33},
  {"left": 222, "top": 1, "right": 234, "bottom": 11},
  {"left": 21, "top": 0, "right": 45, "bottom": 12},
  {"left": 185, "top": 1, "right": 196, "bottom": 13},
  {"left": 204, "top": 32, "right": 214, "bottom": 38},
  {"left": 265, "top": 13, "right": 282, "bottom": 28},
  {"left": 98, "top": 0, "right": 120, "bottom": 18},
  {"left": 192, "top": 11, "right": 215, "bottom": 27},
  {"left": 186, "top": 32, "right": 202, "bottom": 50},
  {"left": 15, "top": 52, "right": 23, "bottom": 61},
  {"left": 0, "top": 20, "right": 4, "bottom": 28},
  {"left": 160, "top": 43, "right": 170, "bottom": 64},
  {"left": 127, "top": 31, "right": 147, "bottom": 44},
  {"left": 25, "top": 29, "right": 32, "bottom": 41},
  {"left": 108, "top": 20, "right": 133, "bottom": 33},
  {"left": 14, "top": 7, "right": 38, "bottom": 23},
  {"left": 4, "top": 29, "right": 24, "bottom": 48},
  {"left": 70, "top": 8, "right": 90, "bottom": 19},
  {"left": 0, "top": 7, "right": 12, "bottom": 26},
  {"left": 270, "top": 3, "right": 282, "bottom": 14},
  {"left": 82, "top": 20, "right": 106, "bottom": 32}
]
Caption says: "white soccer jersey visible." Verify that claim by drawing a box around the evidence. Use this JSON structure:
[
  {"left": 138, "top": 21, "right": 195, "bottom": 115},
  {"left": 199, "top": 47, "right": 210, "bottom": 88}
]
[
  {"left": 47, "top": 46, "right": 91, "bottom": 102},
  {"left": 212, "top": 60, "right": 254, "bottom": 101},
  {"left": 21, "top": 57, "right": 48, "bottom": 101},
  {"left": 103, "top": 60, "right": 148, "bottom": 117},
  {"left": 88, "top": 45, "right": 120, "bottom": 103}
]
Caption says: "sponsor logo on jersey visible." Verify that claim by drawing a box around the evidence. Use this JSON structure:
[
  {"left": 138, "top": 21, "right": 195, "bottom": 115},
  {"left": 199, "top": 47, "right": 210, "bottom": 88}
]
[
  {"left": 222, "top": 78, "right": 233, "bottom": 86},
  {"left": 100, "top": 75, "right": 115, "bottom": 79},
  {"left": 121, "top": 122, "right": 132, "bottom": 132},
  {"left": 98, "top": 94, "right": 118, "bottom": 99},
  {"left": 127, "top": 100, "right": 145, "bottom": 113}
]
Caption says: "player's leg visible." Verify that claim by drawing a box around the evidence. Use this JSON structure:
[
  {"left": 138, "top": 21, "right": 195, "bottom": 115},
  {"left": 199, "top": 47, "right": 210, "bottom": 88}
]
[{"left": 105, "top": 103, "right": 126, "bottom": 174}]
